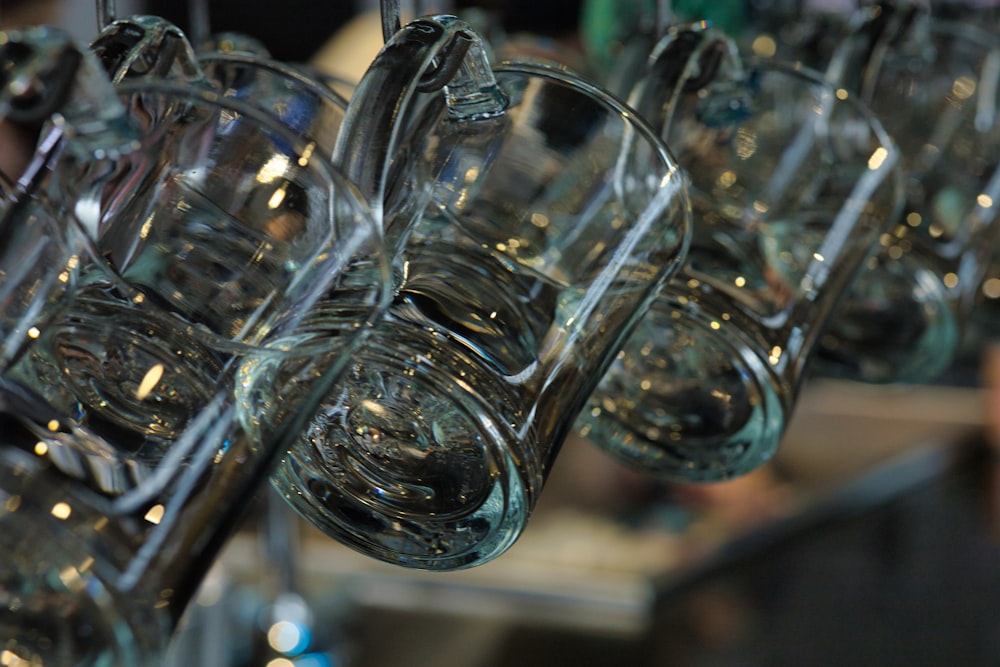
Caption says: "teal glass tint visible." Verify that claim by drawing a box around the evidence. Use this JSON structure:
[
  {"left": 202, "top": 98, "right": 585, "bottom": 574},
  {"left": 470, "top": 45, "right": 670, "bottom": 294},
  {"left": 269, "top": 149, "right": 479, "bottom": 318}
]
[
  {"left": 577, "top": 25, "right": 903, "bottom": 482},
  {"left": 0, "top": 68, "right": 390, "bottom": 666},
  {"left": 816, "top": 8, "right": 1000, "bottom": 383},
  {"left": 7, "top": 74, "right": 389, "bottom": 461},
  {"left": 271, "top": 16, "right": 692, "bottom": 571}
]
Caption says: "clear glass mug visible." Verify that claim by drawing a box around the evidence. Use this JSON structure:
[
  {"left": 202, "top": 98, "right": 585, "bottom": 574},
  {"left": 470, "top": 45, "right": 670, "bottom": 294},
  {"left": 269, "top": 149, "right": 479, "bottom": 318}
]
[
  {"left": 89, "top": 12, "right": 352, "bottom": 165},
  {"left": 816, "top": 3, "right": 1000, "bottom": 383},
  {"left": 0, "top": 42, "right": 391, "bottom": 663},
  {"left": 271, "top": 15, "right": 693, "bottom": 570},
  {"left": 0, "top": 248, "right": 389, "bottom": 666},
  {"left": 2, "top": 32, "right": 391, "bottom": 481},
  {"left": 576, "top": 24, "right": 904, "bottom": 481},
  {"left": 0, "top": 26, "right": 141, "bottom": 371}
]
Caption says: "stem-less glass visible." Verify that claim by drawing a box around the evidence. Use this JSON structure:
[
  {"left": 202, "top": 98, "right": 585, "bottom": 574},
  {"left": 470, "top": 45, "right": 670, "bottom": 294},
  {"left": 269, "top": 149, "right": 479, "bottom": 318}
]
[
  {"left": 817, "top": 4, "right": 1000, "bottom": 382},
  {"left": 271, "top": 16, "right": 692, "bottom": 570},
  {"left": 0, "top": 75, "right": 391, "bottom": 665},
  {"left": 0, "top": 26, "right": 139, "bottom": 371},
  {"left": 576, "top": 24, "right": 903, "bottom": 481}
]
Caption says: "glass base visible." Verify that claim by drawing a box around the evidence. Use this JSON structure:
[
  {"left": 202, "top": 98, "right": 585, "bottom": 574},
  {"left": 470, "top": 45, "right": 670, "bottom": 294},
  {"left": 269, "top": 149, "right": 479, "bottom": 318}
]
[
  {"left": 0, "top": 443, "right": 170, "bottom": 665},
  {"left": 579, "top": 297, "right": 787, "bottom": 482},
  {"left": 272, "top": 316, "right": 536, "bottom": 571},
  {"left": 817, "top": 256, "right": 958, "bottom": 385}
]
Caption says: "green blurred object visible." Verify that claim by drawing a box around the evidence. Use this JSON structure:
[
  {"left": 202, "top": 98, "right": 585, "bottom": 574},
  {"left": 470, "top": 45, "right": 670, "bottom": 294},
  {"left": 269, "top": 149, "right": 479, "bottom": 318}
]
[{"left": 581, "top": 0, "right": 746, "bottom": 73}]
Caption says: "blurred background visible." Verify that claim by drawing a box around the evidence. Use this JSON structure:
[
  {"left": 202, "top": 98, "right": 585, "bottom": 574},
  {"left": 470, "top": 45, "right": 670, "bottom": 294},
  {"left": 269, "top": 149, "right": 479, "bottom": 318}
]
[{"left": 4, "top": 0, "right": 1000, "bottom": 665}]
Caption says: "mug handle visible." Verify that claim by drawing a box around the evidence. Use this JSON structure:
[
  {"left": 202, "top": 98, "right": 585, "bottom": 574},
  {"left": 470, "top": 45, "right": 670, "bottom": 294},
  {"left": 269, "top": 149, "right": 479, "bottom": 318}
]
[
  {"left": 90, "top": 14, "right": 210, "bottom": 86},
  {"left": 0, "top": 26, "right": 139, "bottom": 165},
  {"left": 333, "top": 14, "right": 506, "bottom": 244},
  {"left": 825, "top": 0, "right": 929, "bottom": 102},
  {"left": 628, "top": 21, "right": 745, "bottom": 143}
]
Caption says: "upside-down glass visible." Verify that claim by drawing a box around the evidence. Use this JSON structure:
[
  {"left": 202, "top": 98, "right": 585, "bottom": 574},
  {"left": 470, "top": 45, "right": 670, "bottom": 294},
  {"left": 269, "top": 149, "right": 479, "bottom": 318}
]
[
  {"left": 815, "top": 4, "right": 1000, "bottom": 383},
  {"left": 575, "top": 24, "right": 903, "bottom": 481},
  {"left": 270, "top": 15, "right": 692, "bottom": 570}
]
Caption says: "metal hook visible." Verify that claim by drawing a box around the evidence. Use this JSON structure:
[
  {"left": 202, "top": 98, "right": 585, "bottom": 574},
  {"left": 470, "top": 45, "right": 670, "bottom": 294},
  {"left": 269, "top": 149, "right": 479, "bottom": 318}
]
[
  {"left": 415, "top": 29, "right": 473, "bottom": 93},
  {"left": 97, "top": 0, "right": 117, "bottom": 29},
  {"left": 381, "top": 0, "right": 402, "bottom": 43}
]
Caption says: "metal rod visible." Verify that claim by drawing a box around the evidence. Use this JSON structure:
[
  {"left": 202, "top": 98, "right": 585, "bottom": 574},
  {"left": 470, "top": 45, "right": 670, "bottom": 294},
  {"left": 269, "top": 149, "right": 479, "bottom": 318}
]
[
  {"left": 96, "top": 0, "right": 117, "bottom": 29},
  {"left": 381, "top": 0, "right": 401, "bottom": 42}
]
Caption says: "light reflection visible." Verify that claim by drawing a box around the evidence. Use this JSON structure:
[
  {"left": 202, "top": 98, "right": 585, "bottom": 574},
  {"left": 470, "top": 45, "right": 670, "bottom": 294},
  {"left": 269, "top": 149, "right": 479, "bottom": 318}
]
[
  {"left": 868, "top": 146, "right": 889, "bottom": 170},
  {"left": 3, "top": 495, "right": 21, "bottom": 512},
  {"left": 268, "top": 620, "right": 308, "bottom": 654},
  {"left": 952, "top": 75, "right": 976, "bottom": 100},
  {"left": 268, "top": 184, "right": 288, "bottom": 209},
  {"left": 58, "top": 565, "right": 85, "bottom": 592},
  {"left": 751, "top": 34, "right": 776, "bottom": 58},
  {"left": 978, "top": 194, "right": 994, "bottom": 208},
  {"left": 983, "top": 278, "right": 1000, "bottom": 299},
  {"left": 51, "top": 502, "right": 72, "bottom": 519},
  {"left": 296, "top": 141, "right": 316, "bottom": 167},
  {"left": 144, "top": 504, "right": 166, "bottom": 525},
  {"left": 718, "top": 170, "right": 737, "bottom": 188},
  {"left": 27, "top": 326, "right": 40, "bottom": 339},
  {"left": 736, "top": 127, "right": 757, "bottom": 160},
  {"left": 257, "top": 154, "right": 291, "bottom": 184},
  {"left": 135, "top": 364, "right": 165, "bottom": 401},
  {"left": 530, "top": 212, "right": 550, "bottom": 228},
  {"left": 0, "top": 649, "right": 31, "bottom": 667}
]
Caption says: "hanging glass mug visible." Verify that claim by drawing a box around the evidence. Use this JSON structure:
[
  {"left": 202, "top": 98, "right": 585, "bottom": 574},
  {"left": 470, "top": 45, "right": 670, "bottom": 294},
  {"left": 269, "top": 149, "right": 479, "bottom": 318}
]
[
  {"left": 2, "top": 27, "right": 392, "bottom": 486},
  {"left": 270, "top": 15, "right": 692, "bottom": 570},
  {"left": 0, "top": 233, "right": 388, "bottom": 667},
  {"left": 575, "top": 23, "right": 904, "bottom": 481},
  {"left": 0, "top": 25, "right": 142, "bottom": 371},
  {"left": 0, "top": 51, "right": 390, "bottom": 667},
  {"left": 816, "top": 2, "right": 1000, "bottom": 382}
]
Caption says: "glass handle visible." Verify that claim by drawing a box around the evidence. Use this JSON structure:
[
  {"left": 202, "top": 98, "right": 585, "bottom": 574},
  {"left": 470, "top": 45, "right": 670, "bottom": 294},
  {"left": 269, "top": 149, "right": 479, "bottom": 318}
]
[
  {"left": 1, "top": 26, "right": 138, "bottom": 165},
  {"left": 333, "top": 15, "right": 505, "bottom": 245},
  {"left": 630, "top": 21, "right": 744, "bottom": 141},
  {"left": 826, "top": 0, "right": 929, "bottom": 100},
  {"left": 90, "top": 15, "right": 210, "bottom": 86}
]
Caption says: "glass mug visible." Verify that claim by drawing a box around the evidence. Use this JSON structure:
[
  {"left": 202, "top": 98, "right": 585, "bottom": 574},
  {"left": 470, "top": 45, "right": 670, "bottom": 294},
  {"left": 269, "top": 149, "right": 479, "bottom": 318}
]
[
  {"left": 576, "top": 24, "right": 903, "bottom": 481},
  {"left": 0, "top": 48, "right": 391, "bottom": 667},
  {"left": 271, "top": 15, "right": 693, "bottom": 570},
  {"left": 817, "top": 2, "right": 1000, "bottom": 383},
  {"left": 0, "top": 26, "right": 141, "bottom": 371},
  {"left": 3, "top": 43, "right": 390, "bottom": 487},
  {"left": 0, "top": 235, "right": 388, "bottom": 666},
  {"left": 90, "top": 13, "right": 352, "bottom": 165}
]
